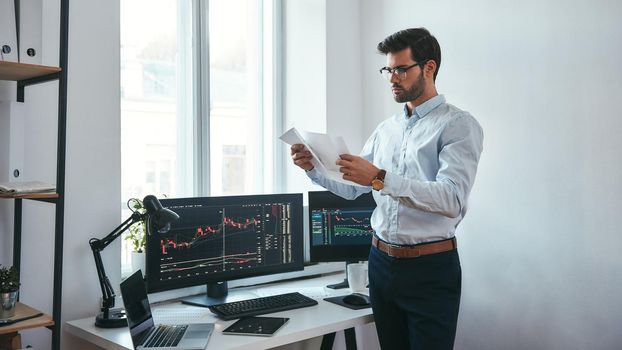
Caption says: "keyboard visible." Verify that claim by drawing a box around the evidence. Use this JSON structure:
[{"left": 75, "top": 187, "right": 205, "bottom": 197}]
[
  {"left": 208, "top": 292, "right": 318, "bottom": 320},
  {"left": 143, "top": 324, "right": 187, "bottom": 348}
]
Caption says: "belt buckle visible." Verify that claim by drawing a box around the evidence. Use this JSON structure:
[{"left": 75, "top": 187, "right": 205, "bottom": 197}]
[
  {"left": 408, "top": 246, "right": 421, "bottom": 258},
  {"left": 386, "top": 242, "right": 401, "bottom": 256}
]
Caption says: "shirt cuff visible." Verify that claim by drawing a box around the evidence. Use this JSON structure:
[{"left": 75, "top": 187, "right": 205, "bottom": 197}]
[
  {"left": 306, "top": 167, "right": 321, "bottom": 181},
  {"left": 381, "top": 171, "right": 401, "bottom": 195}
]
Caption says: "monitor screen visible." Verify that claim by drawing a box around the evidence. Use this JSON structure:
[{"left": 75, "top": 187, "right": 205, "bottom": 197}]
[
  {"left": 145, "top": 193, "right": 304, "bottom": 294},
  {"left": 308, "top": 191, "right": 376, "bottom": 262}
]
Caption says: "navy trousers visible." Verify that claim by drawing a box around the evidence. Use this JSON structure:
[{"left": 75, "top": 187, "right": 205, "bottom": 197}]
[{"left": 368, "top": 245, "right": 461, "bottom": 350}]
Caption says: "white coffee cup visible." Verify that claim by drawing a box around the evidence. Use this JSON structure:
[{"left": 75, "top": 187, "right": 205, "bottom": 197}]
[{"left": 347, "top": 262, "right": 368, "bottom": 293}]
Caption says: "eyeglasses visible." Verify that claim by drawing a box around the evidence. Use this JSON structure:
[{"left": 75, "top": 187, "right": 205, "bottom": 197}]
[{"left": 379, "top": 62, "right": 423, "bottom": 80}]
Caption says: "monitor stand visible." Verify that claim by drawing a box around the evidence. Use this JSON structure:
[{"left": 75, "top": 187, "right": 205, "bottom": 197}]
[
  {"left": 326, "top": 261, "right": 356, "bottom": 289},
  {"left": 181, "top": 281, "right": 257, "bottom": 307}
]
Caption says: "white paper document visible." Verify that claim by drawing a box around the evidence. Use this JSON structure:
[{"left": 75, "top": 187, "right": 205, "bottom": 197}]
[
  {"left": 279, "top": 127, "right": 364, "bottom": 187},
  {"left": 0, "top": 181, "right": 56, "bottom": 194}
]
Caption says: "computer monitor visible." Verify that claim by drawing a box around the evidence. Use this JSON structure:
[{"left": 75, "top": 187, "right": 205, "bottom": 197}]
[
  {"left": 145, "top": 193, "right": 304, "bottom": 306},
  {"left": 308, "top": 190, "right": 376, "bottom": 288}
]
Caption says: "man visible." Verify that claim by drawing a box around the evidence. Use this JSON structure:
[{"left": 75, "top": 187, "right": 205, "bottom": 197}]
[{"left": 291, "top": 28, "right": 483, "bottom": 349}]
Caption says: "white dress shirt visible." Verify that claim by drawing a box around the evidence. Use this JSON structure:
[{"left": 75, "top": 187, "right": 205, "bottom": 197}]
[{"left": 306, "top": 95, "right": 484, "bottom": 245}]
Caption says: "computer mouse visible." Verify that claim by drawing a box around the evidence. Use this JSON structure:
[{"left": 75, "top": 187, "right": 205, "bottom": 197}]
[{"left": 342, "top": 293, "right": 370, "bottom": 306}]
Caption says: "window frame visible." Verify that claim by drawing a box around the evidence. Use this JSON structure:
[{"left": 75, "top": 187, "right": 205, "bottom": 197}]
[{"left": 120, "top": 0, "right": 286, "bottom": 276}]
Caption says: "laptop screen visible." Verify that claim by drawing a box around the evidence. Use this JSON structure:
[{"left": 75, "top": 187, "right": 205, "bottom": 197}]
[{"left": 120, "top": 270, "right": 155, "bottom": 341}]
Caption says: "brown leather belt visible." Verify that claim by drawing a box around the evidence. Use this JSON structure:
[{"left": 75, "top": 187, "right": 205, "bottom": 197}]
[{"left": 372, "top": 235, "right": 457, "bottom": 258}]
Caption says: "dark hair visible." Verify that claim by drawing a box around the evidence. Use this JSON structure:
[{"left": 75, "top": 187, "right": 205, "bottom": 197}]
[{"left": 377, "top": 28, "right": 441, "bottom": 81}]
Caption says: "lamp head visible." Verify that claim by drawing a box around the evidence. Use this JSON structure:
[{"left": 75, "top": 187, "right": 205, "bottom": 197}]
[{"left": 143, "top": 195, "right": 179, "bottom": 234}]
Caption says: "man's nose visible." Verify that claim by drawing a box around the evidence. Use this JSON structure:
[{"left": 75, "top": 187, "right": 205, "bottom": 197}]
[{"left": 390, "top": 73, "right": 400, "bottom": 84}]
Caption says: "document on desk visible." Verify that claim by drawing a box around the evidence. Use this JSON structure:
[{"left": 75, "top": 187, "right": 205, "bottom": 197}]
[{"left": 279, "top": 127, "right": 364, "bottom": 187}]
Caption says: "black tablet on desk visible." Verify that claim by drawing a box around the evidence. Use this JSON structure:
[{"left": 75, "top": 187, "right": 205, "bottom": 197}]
[{"left": 222, "top": 316, "right": 289, "bottom": 336}]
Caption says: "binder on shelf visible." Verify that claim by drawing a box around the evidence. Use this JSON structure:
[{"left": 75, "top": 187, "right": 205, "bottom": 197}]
[
  {"left": 0, "top": 101, "right": 25, "bottom": 182},
  {"left": 19, "top": 0, "right": 43, "bottom": 64},
  {"left": 0, "top": 0, "right": 19, "bottom": 62}
]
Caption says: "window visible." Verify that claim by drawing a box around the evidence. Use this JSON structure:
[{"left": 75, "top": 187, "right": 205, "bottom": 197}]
[{"left": 120, "top": 0, "right": 281, "bottom": 273}]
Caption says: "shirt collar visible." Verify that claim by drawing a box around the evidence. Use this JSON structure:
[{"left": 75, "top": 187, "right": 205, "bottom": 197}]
[{"left": 402, "top": 94, "right": 446, "bottom": 121}]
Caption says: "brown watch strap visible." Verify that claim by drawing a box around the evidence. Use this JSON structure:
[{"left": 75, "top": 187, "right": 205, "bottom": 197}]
[{"left": 376, "top": 169, "right": 386, "bottom": 181}]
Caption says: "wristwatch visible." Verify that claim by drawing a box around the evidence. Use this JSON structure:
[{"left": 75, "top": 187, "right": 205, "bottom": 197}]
[{"left": 371, "top": 169, "right": 386, "bottom": 191}]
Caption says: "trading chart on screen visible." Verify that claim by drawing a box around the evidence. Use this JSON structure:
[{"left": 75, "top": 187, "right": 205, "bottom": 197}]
[
  {"left": 156, "top": 201, "right": 294, "bottom": 281},
  {"left": 311, "top": 207, "right": 375, "bottom": 246}
]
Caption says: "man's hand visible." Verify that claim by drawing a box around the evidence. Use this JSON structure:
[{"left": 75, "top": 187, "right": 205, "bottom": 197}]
[
  {"left": 337, "top": 154, "right": 379, "bottom": 186},
  {"left": 290, "top": 144, "right": 314, "bottom": 171}
]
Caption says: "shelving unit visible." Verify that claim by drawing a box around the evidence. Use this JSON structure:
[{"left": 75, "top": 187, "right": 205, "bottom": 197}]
[
  {"left": 0, "top": 0, "right": 68, "bottom": 349},
  {"left": 0, "top": 303, "right": 55, "bottom": 334},
  {"left": 0, "top": 192, "right": 59, "bottom": 200},
  {"left": 0, "top": 303, "right": 54, "bottom": 349},
  {"left": 0, "top": 61, "right": 61, "bottom": 81}
]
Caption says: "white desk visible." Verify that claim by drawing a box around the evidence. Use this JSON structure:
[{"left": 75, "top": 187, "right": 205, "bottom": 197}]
[{"left": 66, "top": 273, "right": 375, "bottom": 350}]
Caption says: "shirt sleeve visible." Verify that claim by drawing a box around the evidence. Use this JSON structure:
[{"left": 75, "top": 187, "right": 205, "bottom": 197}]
[{"left": 381, "top": 113, "right": 484, "bottom": 218}]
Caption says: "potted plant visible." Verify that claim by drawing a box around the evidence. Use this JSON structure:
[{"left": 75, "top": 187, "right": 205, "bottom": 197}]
[
  {"left": 125, "top": 198, "right": 147, "bottom": 273},
  {"left": 0, "top": 265, "right": 20, "bottom": 319}
]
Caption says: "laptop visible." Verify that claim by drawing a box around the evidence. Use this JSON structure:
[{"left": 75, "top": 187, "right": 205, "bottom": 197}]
[{"left": 120, "top": 270, "right": 214, "bottom": 350}]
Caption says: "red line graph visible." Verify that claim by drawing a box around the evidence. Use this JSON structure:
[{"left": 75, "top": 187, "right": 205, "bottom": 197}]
[{"left": 160, "top": 216, "right": 261, "bottom": 254}]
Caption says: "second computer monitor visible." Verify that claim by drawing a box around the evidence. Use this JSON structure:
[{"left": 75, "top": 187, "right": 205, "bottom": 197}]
[{"left": 308, "top": 191, "right": 377, "bottom": 262}]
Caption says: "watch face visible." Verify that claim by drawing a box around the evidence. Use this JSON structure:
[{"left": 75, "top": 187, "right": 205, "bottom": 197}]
[{"left": 372, "top": 179, "right": 384, "bottom": 191}]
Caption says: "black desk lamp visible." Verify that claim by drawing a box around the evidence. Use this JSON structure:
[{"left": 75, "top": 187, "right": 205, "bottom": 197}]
[{"left": 89, "top": 195, "right": 179, "bottom": 328}]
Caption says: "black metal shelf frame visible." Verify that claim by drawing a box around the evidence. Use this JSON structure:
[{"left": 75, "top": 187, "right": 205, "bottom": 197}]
[
  {"left": 11, "top": 0, "right": 69, "bottom": 349},
  {"left": 16, "top": 72, "right": 62, "bottom": 103}
]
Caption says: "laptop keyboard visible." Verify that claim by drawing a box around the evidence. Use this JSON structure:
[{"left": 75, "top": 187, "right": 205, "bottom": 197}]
[{"left": 143, "top": 324, "right": 188, "bottom": 348}]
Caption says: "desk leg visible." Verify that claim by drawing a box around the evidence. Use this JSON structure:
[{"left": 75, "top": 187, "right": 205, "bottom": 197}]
[
  {"left": 321, "top": 328, "right": 358, "bottom": 350},
  {"left": 320, "top": 332, "right": 336, "bottom": 350},
  {"left": 345, "top": 327, "right": 357, "bottom": 350}
]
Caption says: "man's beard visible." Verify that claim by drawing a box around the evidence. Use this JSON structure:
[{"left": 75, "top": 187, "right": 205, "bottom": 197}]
[{"left": 393, "top": 72, "right": 425, "bottom": 103}]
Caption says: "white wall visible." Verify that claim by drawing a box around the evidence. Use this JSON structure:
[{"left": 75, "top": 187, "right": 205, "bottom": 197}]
[
  {"left": 325, "top": 0, "right": 364, "bottom": 153},
  {"left": 282, "top": 0, "right": 327, "bottom": 194},
  {"left": 359, "top": 0, "right": 622, "bottom": 349},
  {"left": 282, "top": 0, "right": 367, "bottom": 192},
  {"left": 61, "top": 0, "right": 122, "bottom": 349}
]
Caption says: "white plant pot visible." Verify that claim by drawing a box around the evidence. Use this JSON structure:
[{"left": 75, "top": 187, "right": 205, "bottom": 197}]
[
  {"left": 131, "top": 251, "right": 146, "bottom": 274},
  {"left": 0, "top": 290, "right": 19, "bottom": 319}
]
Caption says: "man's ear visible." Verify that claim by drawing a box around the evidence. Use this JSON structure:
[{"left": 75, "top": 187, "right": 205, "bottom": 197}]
[{"left": 423, "top": 60, "right": 437, "bottom": 79}]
